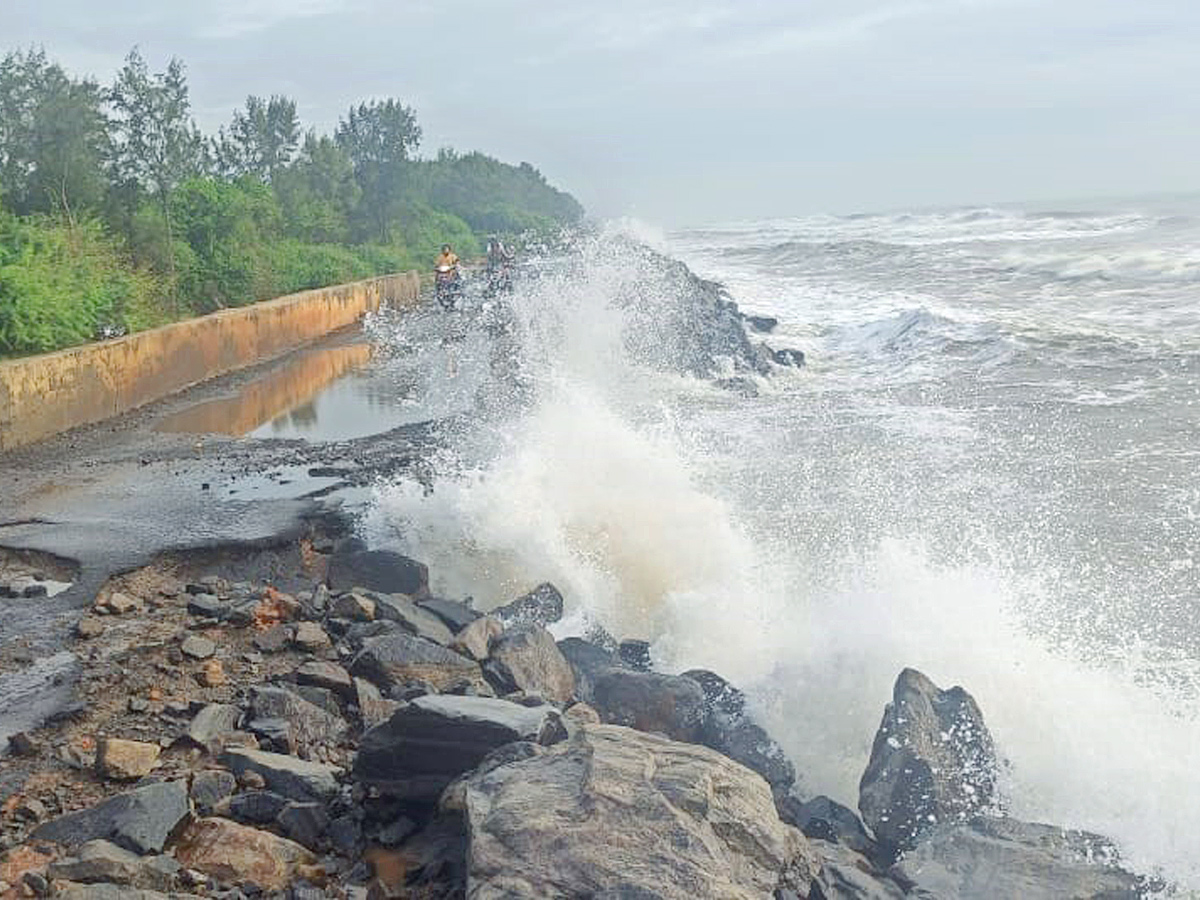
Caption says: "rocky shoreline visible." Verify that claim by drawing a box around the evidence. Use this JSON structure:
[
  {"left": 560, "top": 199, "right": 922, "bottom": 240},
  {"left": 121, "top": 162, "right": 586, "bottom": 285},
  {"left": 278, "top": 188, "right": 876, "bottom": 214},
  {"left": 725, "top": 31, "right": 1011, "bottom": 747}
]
[{"left": 0, "top": 522, "right": 1150, "bottom": 899}]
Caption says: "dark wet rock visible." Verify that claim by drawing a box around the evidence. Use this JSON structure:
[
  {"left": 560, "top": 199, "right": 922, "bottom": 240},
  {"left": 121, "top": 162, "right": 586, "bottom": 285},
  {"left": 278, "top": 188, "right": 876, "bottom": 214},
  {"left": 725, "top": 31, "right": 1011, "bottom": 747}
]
[
  {"left": 294, "top": 660, "right": 354, "bottom": 699},
  {"left": 417, "top": 596, "right": 481, "bottom": 632},
  {"left": 779, "top": 795, "right": 881, "bottom": 866},
  {"left": 332, "top": 592, "right": 376, "bottom": 622},
  {"left": 184, "top": 703, "right": 242, "bottom": 752},
  {"left": 47, "top": 839, "right": 179, "bottom": 891},
  {"left": 376, "top": 816, "right": 417, "bottom": 847},
  {"left": 327, "top": 814, "right": 363, "bottom": 855},
  {"left": 373, "top": 592, "right": 454, "bottom": 645},
  {"left": 683, "top": 668, "right": 796, "bottom": 799},
  {"left": 246, "top": 684, "right": 346, "bottom": 758},
  {"left": 221, "top": 748, "right": 340, "bottom": 802},
  {"left": 455, "top": 723, "right": 818, "bottom": 899},
  {"left": 352, "top": 676, "right": 401, "bottom": 728},
  {"left": 20, "top": 871, "right": 49, "bottom": 897},
  {"left": 350, "top": 630, "right": 483, "bottom": 693},
  {"left": 769, "top": 346, "right": 807, "bottom": 368},
  {"left": 190, "top": 769, "right": 237, "bottom": 813},
  {"left": 492, "top": 582, "right": 564, "bottom": 627},
  {"left": 227, "top": 790, "right": 289, "bottom": 825},
  {"left": 744, "top": 314, "right": 779, "bottom": 333},
  {"left": 716, "top": 375, "right": 761, "bottom": 397},
  {"left": 289, "top": 683, "right": 343, "bottom": 715},
  {"left": 590, "top": 668, "right": 706, "bottom": 741},
  {"left": 859, "top": 668, "right": 997, "bottom": 855},
  {"left": 810, "top": 841, "right": 907, "bottom": 900},
  {"left": 556, "top": 636, "right": 621, "bottom": 703},
  {"left": 618, "top": 638, "right": 653, "bottom": 671},
  {"left": 327, "top": 548, "right": 430, "bottom": 599},
  {"left": 33, "top": 780, "right": 189, "bottom": 854},
  {"left": 180, "top": 635, "right": 216, "bottom": 660},
  {"left": 174, "top": 817, "right": 316, "bottom": 893},
  {"left": 253, "top": 623, "right": 293, "bottom": 653},
  {"left": 186, "top": 594, "right": 227, "bottom": 620},
  {"left": 483, "top": 624, "right": 575, "bottom": 704},
  {"left": 450, "top": 615, "right": 503, "bottom": 661},
  {"left": 8, "top": 731, "right": 38, "bottom": 756},
  {"left": 354, "top": 694, "right": 567, "bottom": 801},
  {"left": 890, "top": 816, "right": 1141, "bottom": 899},
  {"left": 277, "top": 801, "right": 330, "bottom": 851}
]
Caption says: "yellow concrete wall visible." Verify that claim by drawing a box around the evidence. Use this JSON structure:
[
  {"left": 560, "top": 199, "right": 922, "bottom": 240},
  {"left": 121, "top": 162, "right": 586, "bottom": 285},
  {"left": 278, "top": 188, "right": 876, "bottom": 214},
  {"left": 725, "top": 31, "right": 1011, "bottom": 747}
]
[{"left": 0, "top": 271, "right": 421, "bottom": 451}]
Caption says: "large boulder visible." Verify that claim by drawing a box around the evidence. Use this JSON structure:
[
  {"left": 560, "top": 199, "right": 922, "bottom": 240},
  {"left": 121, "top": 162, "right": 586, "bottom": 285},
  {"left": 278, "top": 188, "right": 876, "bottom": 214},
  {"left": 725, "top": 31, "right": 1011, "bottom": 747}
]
[
  {"left": 557, "top": 637, "right": 621, "bottom": 703},
  {"left": 810, "top": 841, "right": 908, "bottom": 900},
  {"left": 220, "top": 748, "right": 340, "bottom": 803},
  {"left": 33, "top": 781, "right": 188, "bottom": 854},
  {"left": 491, "top": 582, "right": 564, "bottom": 627},
  {"left": 859, "top": 669, "right": 997, "bottom": 855},
  {"left": 454, "top": 723, "right": 818, "bottom": 899},
  {"left": 890, "top": 816, "right": 1141, "bottom": 899},
  {"left": 373, "top": 593, "right": 455, "bottom": 645},
  {"left": 683, "top": 668, "right": 795, "bottom": 799},
  {"left": 47, "top": 839, "right": 179, "bottom": 891},
  {"left": 354, "top": 695, "right": 566, "bottom": 801},
  {"left": 350, "top": 631, "right": 483, "bottom": 693},
  {"left": 327, "top": 548, "right": 429, "bottom": 598},
  {"left": 174, "top": 817, "right": 316, "bottom": 892},
  {"left": 590, "top": 668, "right": 706, "bottom": 741},
  {"left": 778, "top": 794, "right": 882, "bottom": 867},
  {"left": 484, "top": 624, "right": 575, "bottom": 704}
]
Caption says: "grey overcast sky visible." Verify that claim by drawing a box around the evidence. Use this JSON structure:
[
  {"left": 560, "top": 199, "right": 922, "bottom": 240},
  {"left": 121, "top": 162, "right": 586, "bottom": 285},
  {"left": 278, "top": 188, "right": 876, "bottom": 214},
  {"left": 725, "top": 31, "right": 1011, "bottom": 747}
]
[{"left": 5, "top": 0, "right": 1200, "bottom": 224}]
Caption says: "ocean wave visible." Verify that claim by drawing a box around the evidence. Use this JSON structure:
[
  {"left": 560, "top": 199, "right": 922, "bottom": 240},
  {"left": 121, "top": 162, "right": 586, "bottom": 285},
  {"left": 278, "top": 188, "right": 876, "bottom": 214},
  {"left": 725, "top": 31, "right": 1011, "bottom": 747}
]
[{"left": 1000, "top": 246, "right": 1200, "bottom": 283}]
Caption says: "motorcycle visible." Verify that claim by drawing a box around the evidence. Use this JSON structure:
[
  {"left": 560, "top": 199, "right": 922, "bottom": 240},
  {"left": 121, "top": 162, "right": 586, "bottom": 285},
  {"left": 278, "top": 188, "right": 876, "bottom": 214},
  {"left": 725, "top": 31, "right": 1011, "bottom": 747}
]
[
  {"left": 434, "top": 264, "right": 463, "bottom": 310},
  {"left": 483, "top": 263, "right": 513, "bottom": 298}
]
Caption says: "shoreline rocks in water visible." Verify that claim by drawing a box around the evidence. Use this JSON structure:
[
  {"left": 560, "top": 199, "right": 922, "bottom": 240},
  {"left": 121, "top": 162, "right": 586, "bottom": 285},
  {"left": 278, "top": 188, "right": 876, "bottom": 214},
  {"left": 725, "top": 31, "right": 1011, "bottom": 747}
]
[{"left": 0, "top": 530, "right": 1149, "bottom": 899}]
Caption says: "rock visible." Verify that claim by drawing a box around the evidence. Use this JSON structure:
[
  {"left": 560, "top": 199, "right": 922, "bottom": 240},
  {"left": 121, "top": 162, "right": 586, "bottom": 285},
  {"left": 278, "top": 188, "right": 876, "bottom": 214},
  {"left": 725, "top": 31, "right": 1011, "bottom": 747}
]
[
  {"left": 890, "top": 816, "right": 1141, "bottom": 899},
  {"left": 778, "top": 795, "right": 882, "bottom": 866},
  {"left": 483, "top": 624, "right": 575, "bottom": 704},
  {"left": 15, "top": 797, "right": 47, "bottom": 822},
  {"left": 458, "top": 723, "right": 818, "bottom": 898},
  {"left": 190, "top": 769, "right": 237, "bottom": 813},
  {"left": 417, "top": 597, "right": 480, "bottom": 632},
  {"left": 221, "top": 748, "right": 340, "bottom": 802},
  {"left": 180, "top": 635, "right": 216, "bottom": 660},
  {"left": 75, "top": 617, "right": 105, "bottom": 640},
  {"left": 186, "top": 594, "right": 227, "bottom": 620},
  {"left": 373, "top": 593, "right": 454, "bottom": 645},
  {"left": 450, "top": 615, "right": 503, "bottom": 661},
  {"left": 491, "top": 582, "right": 563, "bottom": 627},
  {"left": 858, "top": 668, "right": 997, "bottom": 855},
  {"left": 332, "top": 593, "right": 376, "bottom": 622},
  {"left": 47, "top": 839, "right": 178, "bottom": 891},
  {"left": 21, "top": 871, "right": 49, "bottom": 897},
  {"left": 104, "top": 592, "right": 142, "bottom": 614},
  {"left": 247, "top": 684, "right": 347, "bottom": 758},
  {"left": 277, "top": 802, "right": 330, "bottom": 850},
  {"left": 174, "top": 817, "right": 316, "bottom": 892},
  {"left": 744, "top": 313, "right": 779, "bottom": 333},
  {"left": 768, "top": 346, "right": 807, "bottom": 367},
  {"left": 350, "top": 631, "right": 483, "bottom": 693},
  {"left": 197, "top": 659, "right": 226, "bottom": 687},
  {"left": 227, "top": 790, "right": 289, "bottom": 824},
  {"left": 376, "top": 816, "right": 417, "bottom": 847},
  {"left": 618, "top": 638, "right": 653, "bottom": 671},
  {"left": 185, "top": 703, "right": 241, "bottom": 751},
  {"left": 354, "top": 677, "right": 400, "bottom": 728},
  {"left": 556, "top": 637, "right": 620, "bottom": 703},
  {"left": 683, "top": 668, "right": 796, "bottom": 798},
  {"left": 295, "top": 661, "right": 354, "bottom": 699},
  {"left": 8, "top": 731, "right": 38, "bottom": 756},
  {"left": 810, "top": 841, "right": 907, "bottom": 900},
  {"left": 328, "top": 814, "right": 363, "bottom": 855},
  {"left": 292, "top": 621, "right": 331, "bottom": 652},
  {"left": 327, "top": 549, "right": 429, "bottom": 598},
  {"left": 354, "top": 695, "right": 567, "bottom": 801},
  {"left": 564, "top": 702, "right": 601, "bottom": 724},
  {"left": 33, "top": 781, "right": 189, "bottom": 854},
  {"left": 95, "top": 738, "right": 160, "bottom": 781},
  {"left": 590, "top": 668, "right": 706, "bottom": 741},
  {"left": 254, "top": 623, "right": 292, "bottom": 653}
]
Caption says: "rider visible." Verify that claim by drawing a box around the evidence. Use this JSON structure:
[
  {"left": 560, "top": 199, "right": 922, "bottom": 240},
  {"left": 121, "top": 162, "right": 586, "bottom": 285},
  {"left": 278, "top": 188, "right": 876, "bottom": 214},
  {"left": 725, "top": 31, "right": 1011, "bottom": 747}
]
[
  {"left": 486, "top": 235, "right": 513, "bottom": 271},
  {"left": 436, "top": 244, "right": 459, "bottom": 273}
]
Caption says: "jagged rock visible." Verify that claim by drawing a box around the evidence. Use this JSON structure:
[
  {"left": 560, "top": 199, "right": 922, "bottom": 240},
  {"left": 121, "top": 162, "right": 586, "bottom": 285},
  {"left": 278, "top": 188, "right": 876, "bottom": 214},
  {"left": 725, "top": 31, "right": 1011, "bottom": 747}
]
[
  {"left": 417, "top": 597, "right": 480, "bottom": 632},
  {"left": 221, "top": 748, "right": 340, "bottom": 802},
  {"left": 184, "top": 703, "right": 241, "bottom": 752},
  {"left": 483, "top": 624, "right": 575, "bottom": 704},
  {"left": 47, "top": 839, "right": 179, "bottom": 891},
  {"left": 556, "top": 637, "right": 621, "bottom": 703},
  {"left": 246, "top": 684, "right": 346, "bottom": 758},
  {"left": 187, "top": 594, "right": 227, "bottom": 619},
  {"left": 104, "top": 592, "right": 142, "bottom": 614},
  {"left": 75, "top": 617, "right": 105, "bottom": 640},
  {"left": 174, "top": 817, "right": 316, "bottom": 892},
  {"left": 226, "top": 790, "right": 289, "bottom": 824},
  {"left": 810, "top": 841, "right": 907, "bottom": 900},
  {"left": 373, "top": 593, "right": 454, "bottom": 645},
  {"left": 254, "top": 623, "right": 293, "bottom": 653},
  {"left": 54, "top": 886, "right": 197, "bottom": 900},
  {"left": 767, "top": 346, "right": 806, "bottom": 367},
  {"left": 327, "top": 549, "right": 429, "bottom": 598},
  {"left": 180, "top": 635, "right": 216, "bottom": 659},
  {"left": 354, "top": 676, "right": 401, "bottom": 727},
  {"left": 683, "top": 668, "right": 796, "bottom": 798},
  {"left": 292, "top": 621, "right": 331, "bottom": 652},
  {"left": 295, "top": 661, "right": 354, "bottom": 699},
  {"left": 492, "top": 582, "right": 564, "bottom": 627},
  {"left": 354, "top": 695, "right": 567, "bottom": 801},
  {"left": 744, "top": 314, "right": 779, "bottom": 333},
  {"left": 33, "top": 781, "right": 189, "bottom": 854},
  {"left": 332, "top": 593, "right": 376, "bottom": 622},
  {"left": 590, "top": 668, "right": 706, "bottom": 741},
  {"left": 890, "top": 816, "right": 1141, "bottom": 899},
  {"left": 95, "top": 738, "right": 160, "bottom": 781},
  {"left": 278, "top": 801, "right": 330, "bottom": 850},
  {"left": 859, "top": 669, "right": 997, "bottom": 855},
  {"left": 8, "top": 731, "right": 37, "bottom": 756},
  {"left": 350, "top": 631, "right": 484, "bottom": 693},
  {"left": 457, "top": 723, "right": 818, "bottom": 899},
  {"left": 779, "top": 795, "right": 882, "bottom": 867},
  {"left": 450, "top": 616, "right": 503, "bottom": 661},
  {"left": 617, "top": 639, "right": 653, "bottom": 671},
  {"left": 190, "top": 769, "right": 236, "bottom": 813}
]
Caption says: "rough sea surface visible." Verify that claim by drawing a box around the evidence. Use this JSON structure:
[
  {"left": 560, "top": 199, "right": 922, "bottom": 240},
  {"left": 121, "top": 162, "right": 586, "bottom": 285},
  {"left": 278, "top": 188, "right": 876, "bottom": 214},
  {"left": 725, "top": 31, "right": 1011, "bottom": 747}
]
[{"left": 370, "top": 199, "right": 1200, "bottom": 890}]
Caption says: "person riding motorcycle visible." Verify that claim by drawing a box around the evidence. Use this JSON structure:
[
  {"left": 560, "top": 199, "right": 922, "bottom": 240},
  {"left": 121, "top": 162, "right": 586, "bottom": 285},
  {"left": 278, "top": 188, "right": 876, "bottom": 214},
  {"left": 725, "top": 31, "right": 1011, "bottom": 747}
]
[
  {"left": 434, "top": 244, "right": 462, "bottom": 309},
  {"left": 484, "top": 235, "right": 514, "bottom": 296}
]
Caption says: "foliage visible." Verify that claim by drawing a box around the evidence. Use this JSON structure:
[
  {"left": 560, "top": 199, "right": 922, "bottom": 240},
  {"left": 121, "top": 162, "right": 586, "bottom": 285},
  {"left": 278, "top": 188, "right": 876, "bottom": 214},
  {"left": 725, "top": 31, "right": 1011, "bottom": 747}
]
[
  {"left": 336, "top": 99, "right": 422, "bottom": 242},
  {"left": 214, "top": 95, "right": 300, "bottom": 180}
]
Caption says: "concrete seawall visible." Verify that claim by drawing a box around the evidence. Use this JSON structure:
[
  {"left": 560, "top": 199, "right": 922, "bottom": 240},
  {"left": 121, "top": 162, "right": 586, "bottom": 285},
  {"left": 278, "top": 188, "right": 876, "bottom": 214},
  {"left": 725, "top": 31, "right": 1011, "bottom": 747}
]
[{"left": 0, "top": 271, "right": 421, "bottom": 451}]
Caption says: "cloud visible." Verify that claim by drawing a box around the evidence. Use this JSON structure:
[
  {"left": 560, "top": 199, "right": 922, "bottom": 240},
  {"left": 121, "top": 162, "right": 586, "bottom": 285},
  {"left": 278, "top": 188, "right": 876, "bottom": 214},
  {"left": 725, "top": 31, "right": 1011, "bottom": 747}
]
[{"left": 198, "top": 0, "right": 355, "bottom": 39}]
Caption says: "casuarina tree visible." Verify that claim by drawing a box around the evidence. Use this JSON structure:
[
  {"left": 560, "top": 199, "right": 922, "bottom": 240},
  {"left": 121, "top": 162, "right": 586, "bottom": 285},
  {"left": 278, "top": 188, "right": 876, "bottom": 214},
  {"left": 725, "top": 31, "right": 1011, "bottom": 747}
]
[{"left": 335, "top": 99, "right": 421, "bottom": 242}]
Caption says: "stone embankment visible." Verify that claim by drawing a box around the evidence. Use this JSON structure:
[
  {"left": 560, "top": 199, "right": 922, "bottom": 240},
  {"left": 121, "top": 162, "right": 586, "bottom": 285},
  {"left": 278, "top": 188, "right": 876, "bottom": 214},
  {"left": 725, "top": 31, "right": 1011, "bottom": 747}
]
[
  {"left": 0, "top": 273, "right": 420, "bottom": 451},
  {"left": 0, "top": 524, "right": 1148, "bottom": 899}
]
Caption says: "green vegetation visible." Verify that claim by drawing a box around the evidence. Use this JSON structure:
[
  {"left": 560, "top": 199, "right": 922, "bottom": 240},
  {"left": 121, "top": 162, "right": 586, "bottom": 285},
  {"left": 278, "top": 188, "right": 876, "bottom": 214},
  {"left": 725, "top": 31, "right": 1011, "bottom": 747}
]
[{"left": 0, "top": 47, "right": 583, "bottom": 357}]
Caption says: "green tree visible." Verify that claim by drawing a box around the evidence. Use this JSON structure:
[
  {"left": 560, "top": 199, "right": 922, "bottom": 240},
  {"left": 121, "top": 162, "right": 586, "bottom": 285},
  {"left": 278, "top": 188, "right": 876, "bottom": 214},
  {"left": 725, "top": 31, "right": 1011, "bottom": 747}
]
[
  {"left": 0, "top": 48, "right": 109, "bottom": 219},
  {"left": 272, "top": 131, "right": 360, "bottom": 243},
  {"left": 335, "top": 99, "right": 421, "bottom": 242},
  {"left": 214, "top": 94, "right": 299, "bottom": 181}
]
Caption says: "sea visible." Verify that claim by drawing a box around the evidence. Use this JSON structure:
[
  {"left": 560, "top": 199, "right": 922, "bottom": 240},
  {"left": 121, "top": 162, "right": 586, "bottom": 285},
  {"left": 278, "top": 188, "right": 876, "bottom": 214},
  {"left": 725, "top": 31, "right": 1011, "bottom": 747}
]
[{"left": 368, "top": 195, "right": 1200, "bottom": 891}]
